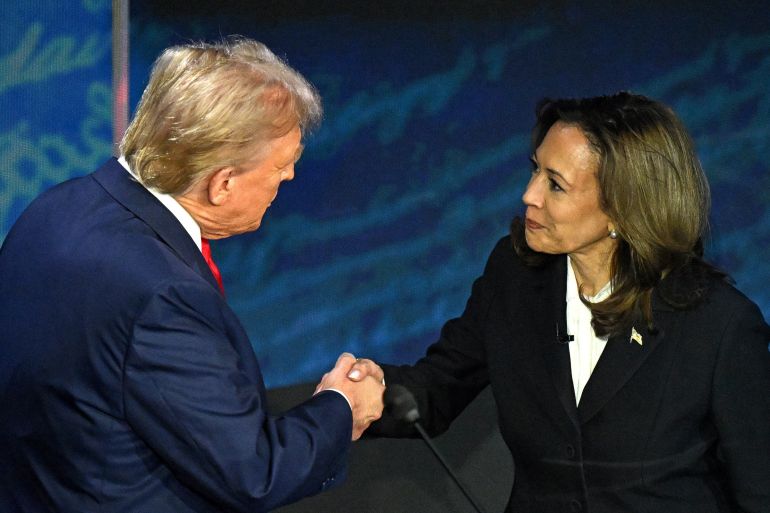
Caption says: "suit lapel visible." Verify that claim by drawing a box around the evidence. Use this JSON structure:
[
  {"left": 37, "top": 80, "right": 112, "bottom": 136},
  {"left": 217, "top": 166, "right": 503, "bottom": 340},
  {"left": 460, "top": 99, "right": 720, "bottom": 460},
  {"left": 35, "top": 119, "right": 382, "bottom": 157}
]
[
  {"left": 91, "top": 158, "right": 221, "bottom": 293},
  {"left": 511, "top": 253, "right": 681, "bottom": 427},
  {"left": 518, "top": 256, "right": 581, "bottom": 430},
  {"left": 577, "top": 300, "right": 673, "bottom": 424}
]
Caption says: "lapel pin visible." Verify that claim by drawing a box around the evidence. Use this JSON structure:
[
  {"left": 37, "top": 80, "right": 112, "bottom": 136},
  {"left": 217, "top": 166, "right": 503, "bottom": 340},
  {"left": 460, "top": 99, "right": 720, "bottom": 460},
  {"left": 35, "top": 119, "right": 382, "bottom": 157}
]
[{"left": 630, "top": 327, "right": 643, "bottom": 346}]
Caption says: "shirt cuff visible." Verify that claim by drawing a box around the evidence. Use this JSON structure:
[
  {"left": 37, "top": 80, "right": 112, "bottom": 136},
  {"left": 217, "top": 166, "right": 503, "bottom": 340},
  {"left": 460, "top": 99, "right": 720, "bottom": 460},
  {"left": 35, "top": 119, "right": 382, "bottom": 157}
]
[{"left": 320, "top": 388, "right": 352, "bottom": 411}]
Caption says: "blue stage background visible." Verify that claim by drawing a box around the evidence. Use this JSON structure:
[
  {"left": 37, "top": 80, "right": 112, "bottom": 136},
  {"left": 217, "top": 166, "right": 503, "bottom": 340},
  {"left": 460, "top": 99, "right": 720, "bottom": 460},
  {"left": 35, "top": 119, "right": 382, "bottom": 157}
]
[{"left": 2, "top": 1, "right": 768, "bottom": 388}]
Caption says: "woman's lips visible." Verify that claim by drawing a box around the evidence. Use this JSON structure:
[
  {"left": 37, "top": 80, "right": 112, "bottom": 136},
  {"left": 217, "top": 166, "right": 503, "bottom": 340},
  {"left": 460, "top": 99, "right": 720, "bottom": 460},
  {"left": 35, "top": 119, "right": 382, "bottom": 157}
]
[{"left": 525, "top": 218, "right": 544, "bottom": 230}]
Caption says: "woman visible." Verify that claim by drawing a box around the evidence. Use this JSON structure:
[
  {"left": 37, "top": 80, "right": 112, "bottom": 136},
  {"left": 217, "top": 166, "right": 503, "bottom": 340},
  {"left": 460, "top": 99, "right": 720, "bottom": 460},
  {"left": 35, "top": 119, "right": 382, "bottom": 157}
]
[{"left": 351, "top": 92, "right": 770, "bottom": 512}]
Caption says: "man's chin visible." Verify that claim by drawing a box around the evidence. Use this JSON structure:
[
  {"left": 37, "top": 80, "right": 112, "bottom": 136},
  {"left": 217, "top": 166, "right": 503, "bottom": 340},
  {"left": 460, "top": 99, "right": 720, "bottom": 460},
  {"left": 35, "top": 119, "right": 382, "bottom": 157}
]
[{"left": 239, "top": 219, "right": 264, "bottom": 234}]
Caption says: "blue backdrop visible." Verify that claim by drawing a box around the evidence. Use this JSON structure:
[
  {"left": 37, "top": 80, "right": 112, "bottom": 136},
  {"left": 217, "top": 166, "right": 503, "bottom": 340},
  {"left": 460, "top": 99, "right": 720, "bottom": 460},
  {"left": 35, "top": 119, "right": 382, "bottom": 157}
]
[{"left": 2, "top": 1, "right": 768, "bottom": 388}]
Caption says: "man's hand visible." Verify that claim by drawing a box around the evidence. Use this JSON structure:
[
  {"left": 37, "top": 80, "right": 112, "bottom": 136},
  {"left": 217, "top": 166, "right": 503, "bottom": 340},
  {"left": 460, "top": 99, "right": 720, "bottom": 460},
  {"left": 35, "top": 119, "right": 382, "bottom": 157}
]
[
  {"left": 315, "top": 353, "right": 384, "bottom": 440},
  {"left": 346, "top": 357, "right": 384, "bottom": 384}
]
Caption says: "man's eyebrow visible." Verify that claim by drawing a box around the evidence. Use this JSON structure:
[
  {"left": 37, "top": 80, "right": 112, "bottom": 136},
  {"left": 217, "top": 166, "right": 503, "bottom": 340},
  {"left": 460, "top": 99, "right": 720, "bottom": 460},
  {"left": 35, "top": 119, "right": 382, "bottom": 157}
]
[{"left": 294, "top": 144, "right": 305, "bottom": 162}]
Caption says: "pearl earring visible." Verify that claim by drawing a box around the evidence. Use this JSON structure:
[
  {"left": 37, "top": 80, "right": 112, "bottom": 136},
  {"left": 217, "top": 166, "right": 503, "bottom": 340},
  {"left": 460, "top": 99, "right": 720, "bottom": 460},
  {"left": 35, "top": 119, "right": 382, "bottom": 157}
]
[{"left": 609, "top": 229, "right": 618, "bottom": 239}]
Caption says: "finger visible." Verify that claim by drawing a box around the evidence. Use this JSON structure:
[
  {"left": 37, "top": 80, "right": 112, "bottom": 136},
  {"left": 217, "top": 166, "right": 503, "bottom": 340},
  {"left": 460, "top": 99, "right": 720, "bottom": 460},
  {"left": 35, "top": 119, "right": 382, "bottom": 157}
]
[
  {"left": 361, "top": 358, "right": 384, "bottom": 378},
  {"left": 352, "top": 421, "right": 373, "bottom": 441},
  {"left": 335, "top": 352, "right": 356, "bottom": 366},
  {"left": 348, "top": 359, "right": 383, "bottom": 382},
  {"left": 346, "top": 359, "right": 371, "bottom": 380},
  {"left": 313, "top": 373, "right": 330, "bottom": 395},
  {"left": 347, "top": 365, "right": 363, "bottom": 381},
  {"left": 320, "top": 354, "right": 356, "bottom": 384},
  {"left": 329, "top": 353, "right": 357, "bottom": 376}
]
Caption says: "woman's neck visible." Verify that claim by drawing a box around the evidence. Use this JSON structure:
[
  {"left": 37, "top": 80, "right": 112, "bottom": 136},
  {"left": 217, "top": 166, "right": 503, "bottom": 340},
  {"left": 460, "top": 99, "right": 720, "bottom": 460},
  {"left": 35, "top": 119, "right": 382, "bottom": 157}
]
[{"left": 569, "top": 251, "right": 613, "bottom": 297}]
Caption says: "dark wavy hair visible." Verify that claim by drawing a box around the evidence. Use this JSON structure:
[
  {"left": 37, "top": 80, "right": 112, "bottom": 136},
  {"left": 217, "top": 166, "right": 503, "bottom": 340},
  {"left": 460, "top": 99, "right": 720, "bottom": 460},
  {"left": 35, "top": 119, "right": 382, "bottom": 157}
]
[{"left": 512, "top": 92, "right": 725, "bottom": 337}]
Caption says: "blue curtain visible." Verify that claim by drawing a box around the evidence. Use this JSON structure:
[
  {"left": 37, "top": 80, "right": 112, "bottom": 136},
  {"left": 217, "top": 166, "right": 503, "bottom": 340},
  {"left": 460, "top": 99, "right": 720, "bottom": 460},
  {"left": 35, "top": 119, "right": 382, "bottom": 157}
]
[{"left": 3, "top": 1, "right": 768, "bottom": 387}]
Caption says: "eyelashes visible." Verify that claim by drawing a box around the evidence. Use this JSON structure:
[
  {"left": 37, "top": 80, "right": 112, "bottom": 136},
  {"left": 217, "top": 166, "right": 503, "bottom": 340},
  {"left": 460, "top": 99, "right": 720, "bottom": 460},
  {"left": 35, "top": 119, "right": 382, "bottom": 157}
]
[{"left": 529, "top": 157, "right": 564, "bottom": 193}]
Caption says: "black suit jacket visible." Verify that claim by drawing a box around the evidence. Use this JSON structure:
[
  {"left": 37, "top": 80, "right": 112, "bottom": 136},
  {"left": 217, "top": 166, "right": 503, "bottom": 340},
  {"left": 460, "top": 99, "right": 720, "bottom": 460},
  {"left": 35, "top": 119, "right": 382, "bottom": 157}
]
[
  {"left": 0, "top": 159, "right": 352, "bottom": 513},
  {"left": 374, "top": 236, "right": 770, "bottom": 513}
]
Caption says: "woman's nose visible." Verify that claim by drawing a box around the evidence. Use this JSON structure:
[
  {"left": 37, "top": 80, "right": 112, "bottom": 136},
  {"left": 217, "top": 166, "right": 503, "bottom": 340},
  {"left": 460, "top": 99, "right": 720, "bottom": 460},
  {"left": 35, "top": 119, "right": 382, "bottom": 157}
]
[{"left": 522, "top": 175, "right": 543, "bottom": 208}]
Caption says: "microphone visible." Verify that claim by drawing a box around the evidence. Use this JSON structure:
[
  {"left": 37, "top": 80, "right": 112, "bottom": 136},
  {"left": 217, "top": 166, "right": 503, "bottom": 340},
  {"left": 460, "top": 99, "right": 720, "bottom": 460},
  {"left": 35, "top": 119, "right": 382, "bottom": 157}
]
[
  {"left": 384, "top": 385, "right": 488, "bottom": 513},
  {"left": 556, "top": 322, "right": 574, "bottom": 344}
]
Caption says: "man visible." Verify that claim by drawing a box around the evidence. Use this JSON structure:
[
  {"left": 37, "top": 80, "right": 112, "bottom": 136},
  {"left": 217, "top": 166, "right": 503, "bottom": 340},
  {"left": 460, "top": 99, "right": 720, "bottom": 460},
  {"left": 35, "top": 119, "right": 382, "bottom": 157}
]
[{"left": 0, "top": 37, "right": 384, "bottom": 512}]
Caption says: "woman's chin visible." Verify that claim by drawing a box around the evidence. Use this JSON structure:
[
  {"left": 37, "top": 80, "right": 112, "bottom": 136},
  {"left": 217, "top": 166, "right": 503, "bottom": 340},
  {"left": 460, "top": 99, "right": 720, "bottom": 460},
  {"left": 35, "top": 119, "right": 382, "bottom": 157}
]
[
  {"left": 524, "top": 234, "right": 559, "bottom": 255},
  {"left": 524, "top": 232, "right": 542, "bottom": 252}
]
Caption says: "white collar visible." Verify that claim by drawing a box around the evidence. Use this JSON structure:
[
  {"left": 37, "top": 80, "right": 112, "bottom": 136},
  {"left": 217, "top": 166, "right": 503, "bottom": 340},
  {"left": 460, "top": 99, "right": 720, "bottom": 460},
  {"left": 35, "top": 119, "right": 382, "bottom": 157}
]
[{"left": 117, "top": 156, "right": 202, "bottom": 251}]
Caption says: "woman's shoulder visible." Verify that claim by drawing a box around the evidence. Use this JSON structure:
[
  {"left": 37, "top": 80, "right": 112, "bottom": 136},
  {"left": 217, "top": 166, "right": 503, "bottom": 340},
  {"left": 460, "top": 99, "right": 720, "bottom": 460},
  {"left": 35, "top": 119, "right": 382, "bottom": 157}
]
[
  {"left": 652, "top": 266, "right": 769, "bottom": 348},
  {"left": 657, "top": 260, "right": 729, "bottom": 309},
  {"left": 668, "top": 266, "right": 768, "bottom": 329},
  {"left": 703, "top": 276, "right": 766, "bottom": 319}
]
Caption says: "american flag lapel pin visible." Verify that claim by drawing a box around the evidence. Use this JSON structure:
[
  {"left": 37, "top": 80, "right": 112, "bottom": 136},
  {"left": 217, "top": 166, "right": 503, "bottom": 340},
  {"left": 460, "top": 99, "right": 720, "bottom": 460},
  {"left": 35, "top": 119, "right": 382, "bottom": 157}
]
[{"left": 630, "top": 327, "right": 643, "bottom": 346}]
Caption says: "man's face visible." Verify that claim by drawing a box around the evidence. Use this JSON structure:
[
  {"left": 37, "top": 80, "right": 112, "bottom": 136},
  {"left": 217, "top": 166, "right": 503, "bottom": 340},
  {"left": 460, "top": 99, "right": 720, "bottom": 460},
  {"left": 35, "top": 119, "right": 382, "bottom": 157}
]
[{"left": 220, "top": 126, "right": 304, "bottom": 235}]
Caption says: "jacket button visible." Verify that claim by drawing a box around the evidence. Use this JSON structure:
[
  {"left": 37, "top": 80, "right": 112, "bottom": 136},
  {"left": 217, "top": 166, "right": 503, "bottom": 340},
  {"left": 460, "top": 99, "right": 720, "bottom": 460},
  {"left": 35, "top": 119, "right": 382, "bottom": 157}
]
[
  {"left": 566, "top": 444, "right": 576, "bottom": 458},
  {"left": 570, "top": 499, "right": 582, "bottom": 511}
]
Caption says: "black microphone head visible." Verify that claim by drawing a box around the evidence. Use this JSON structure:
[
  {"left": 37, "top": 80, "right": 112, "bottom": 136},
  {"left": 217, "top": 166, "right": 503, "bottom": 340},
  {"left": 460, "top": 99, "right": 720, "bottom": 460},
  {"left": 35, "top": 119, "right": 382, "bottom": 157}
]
[{"left": 383, "top": 384, "right": 420, "bottom": 424}]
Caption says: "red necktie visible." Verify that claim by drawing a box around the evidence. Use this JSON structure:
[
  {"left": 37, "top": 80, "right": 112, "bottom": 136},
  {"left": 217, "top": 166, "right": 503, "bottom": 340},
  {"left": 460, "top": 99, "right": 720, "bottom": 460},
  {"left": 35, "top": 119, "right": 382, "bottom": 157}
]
[{"left": 201, "top": 238, "right": 225, "bottom": 295}]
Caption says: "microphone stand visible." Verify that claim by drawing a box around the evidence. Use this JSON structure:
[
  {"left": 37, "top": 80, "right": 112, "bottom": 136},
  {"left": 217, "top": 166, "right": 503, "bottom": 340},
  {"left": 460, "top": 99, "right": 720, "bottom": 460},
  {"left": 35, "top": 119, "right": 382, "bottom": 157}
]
[
  {"left": 384, "top": 384, "right": 488, "bottom": 513},
  {"left": 413, "top": 421, "right": 488, "bottom": 513}
]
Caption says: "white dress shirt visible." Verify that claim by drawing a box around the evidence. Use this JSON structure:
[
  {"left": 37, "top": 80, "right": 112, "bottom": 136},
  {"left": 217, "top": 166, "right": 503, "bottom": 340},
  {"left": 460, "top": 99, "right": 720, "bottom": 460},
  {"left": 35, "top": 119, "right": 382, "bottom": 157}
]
[
  {"left": 566, "top": 256, "right": 612, "bottom": 404},
  {"left": 117, "top": 156, "right": 201, "bottom": 251}
]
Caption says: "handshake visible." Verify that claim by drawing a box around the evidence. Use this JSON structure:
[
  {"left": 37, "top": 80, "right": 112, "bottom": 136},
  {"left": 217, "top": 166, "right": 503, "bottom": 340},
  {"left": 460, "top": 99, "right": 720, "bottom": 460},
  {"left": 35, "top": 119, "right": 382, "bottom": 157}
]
[{"left": 314, "top": 353, "right": 385, "bottom": 440}]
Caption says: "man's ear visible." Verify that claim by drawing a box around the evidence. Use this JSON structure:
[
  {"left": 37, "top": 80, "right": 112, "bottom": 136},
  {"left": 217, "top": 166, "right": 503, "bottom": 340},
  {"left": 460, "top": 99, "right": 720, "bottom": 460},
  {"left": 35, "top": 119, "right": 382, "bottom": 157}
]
[{"left": 207, "top": 167, "right": 236, "bottom": 206}]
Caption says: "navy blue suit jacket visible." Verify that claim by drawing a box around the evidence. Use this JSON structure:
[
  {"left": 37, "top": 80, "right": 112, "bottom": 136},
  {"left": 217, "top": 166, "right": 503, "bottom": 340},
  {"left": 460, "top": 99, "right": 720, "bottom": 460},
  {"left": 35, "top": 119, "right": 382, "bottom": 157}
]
[{"left": 0, "top": 159, "right": 352, "bottom": 512}]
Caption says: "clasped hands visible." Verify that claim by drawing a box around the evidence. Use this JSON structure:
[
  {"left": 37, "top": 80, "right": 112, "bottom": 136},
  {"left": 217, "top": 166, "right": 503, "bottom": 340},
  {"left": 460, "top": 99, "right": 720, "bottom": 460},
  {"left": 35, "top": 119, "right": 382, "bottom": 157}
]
[{"left": 314, "top": 353, "right": 384, "bottom": 440}]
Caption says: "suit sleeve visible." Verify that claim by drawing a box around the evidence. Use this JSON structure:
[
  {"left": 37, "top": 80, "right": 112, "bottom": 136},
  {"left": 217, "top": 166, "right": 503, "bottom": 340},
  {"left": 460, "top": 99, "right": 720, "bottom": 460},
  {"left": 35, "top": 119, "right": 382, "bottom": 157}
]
[
  {"left": 710, "top": 297, "right": 770, "bottom": 512},
  {"left": 123, "top": 278, "right": 352, "bottom": 512},
  {"left": 370, "top": 238, "right": 510, "bottom": 437}
]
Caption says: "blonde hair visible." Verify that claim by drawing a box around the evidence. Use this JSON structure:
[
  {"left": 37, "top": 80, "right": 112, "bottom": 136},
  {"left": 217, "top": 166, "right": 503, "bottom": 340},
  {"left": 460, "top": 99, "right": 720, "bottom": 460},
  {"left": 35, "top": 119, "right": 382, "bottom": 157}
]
[
  {"left": 120, "top": 36, "right": 322, "bottom": 194},
  {"left": 513, "top": 92, "right": 719, "bottom": 337}
]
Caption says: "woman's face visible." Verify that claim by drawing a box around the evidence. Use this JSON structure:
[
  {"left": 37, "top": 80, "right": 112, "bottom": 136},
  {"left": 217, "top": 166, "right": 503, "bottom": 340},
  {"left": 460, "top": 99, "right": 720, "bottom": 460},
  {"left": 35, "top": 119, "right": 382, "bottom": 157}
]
[{"left": 522, "top": 121, "right": 616, "bottom": 262}]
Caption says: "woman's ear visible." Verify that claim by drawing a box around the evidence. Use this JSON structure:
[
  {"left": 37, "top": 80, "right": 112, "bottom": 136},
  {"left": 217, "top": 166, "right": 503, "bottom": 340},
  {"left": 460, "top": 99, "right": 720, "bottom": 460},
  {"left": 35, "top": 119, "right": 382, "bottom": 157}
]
[{"left": 207, "top": 167, "right": 236, "bottom": 206}]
